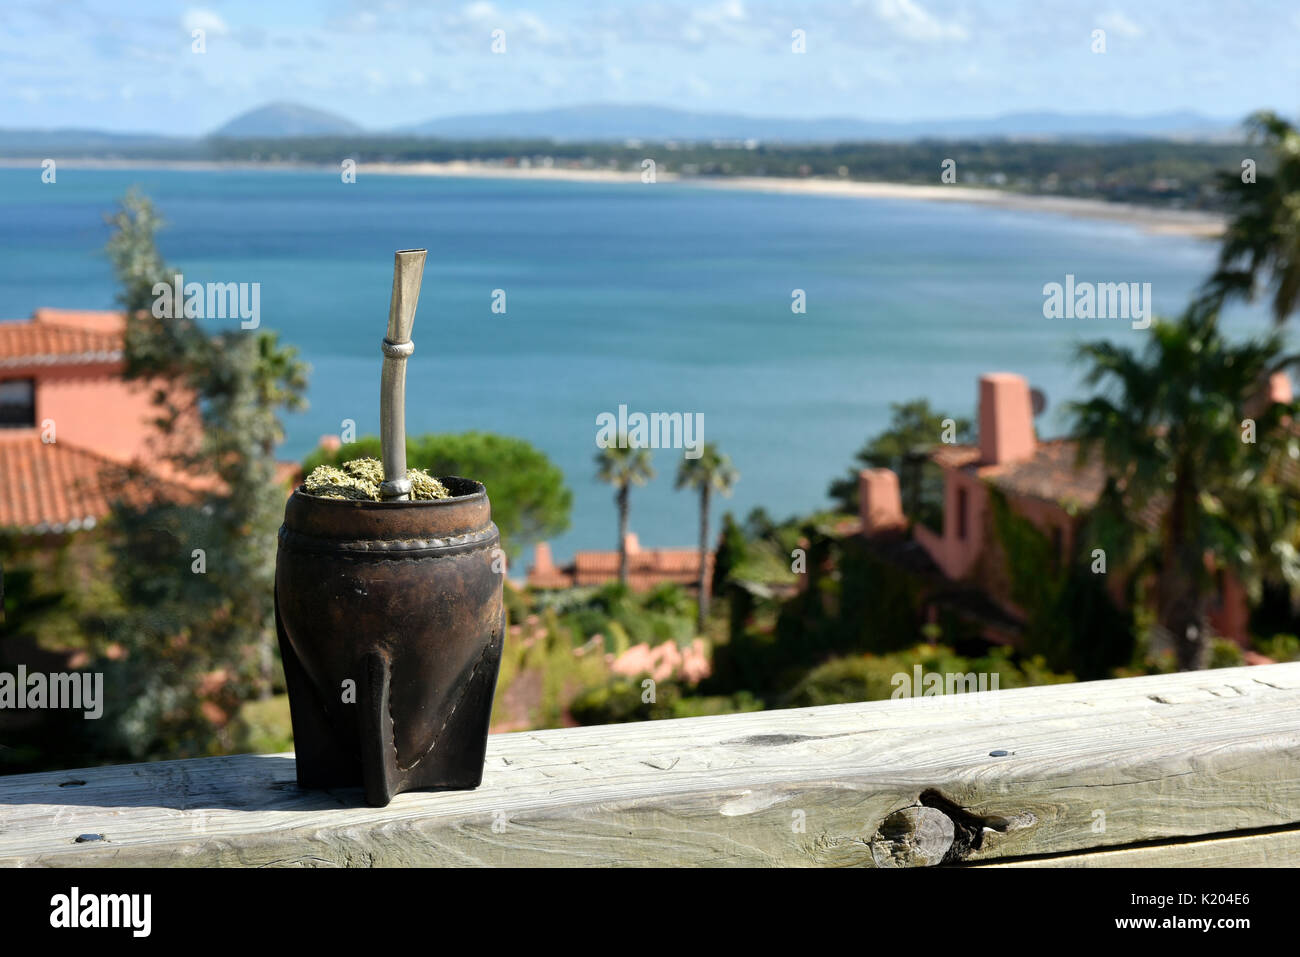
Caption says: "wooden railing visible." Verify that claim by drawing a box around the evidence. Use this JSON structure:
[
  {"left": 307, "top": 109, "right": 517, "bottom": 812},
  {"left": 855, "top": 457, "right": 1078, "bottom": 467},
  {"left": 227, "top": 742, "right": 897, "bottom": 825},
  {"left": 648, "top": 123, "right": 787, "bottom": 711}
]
[{"left": 2, "top": 662, "right": 1299, "bottom": 867}]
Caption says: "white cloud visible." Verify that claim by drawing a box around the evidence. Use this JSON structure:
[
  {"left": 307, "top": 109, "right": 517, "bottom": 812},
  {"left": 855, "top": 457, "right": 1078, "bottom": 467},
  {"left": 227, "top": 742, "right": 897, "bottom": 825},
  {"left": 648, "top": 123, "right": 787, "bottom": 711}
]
[
  {"left": 868, "top": 0, "right": 967, "bottom": 43},
  {"left": 685, "top": 1, "right": 754, "bottom": 46},
  {"left": 446, "top": 2, "right": 566, "bottom": 51},
  {"left": 584, "top": 1, "right": 759, "bottom": 50},
  {"left": 686, "top": 74, "right": 713, "bottom": 98},
  {"left": 1097, "top": 11, "right": 1144, "bottom": 39},
  {"left": 182, "top": 8, "right": 229, "bottom": 36},
  {"left": 695, "top": 0, "right": 748, "bottom": 28}
]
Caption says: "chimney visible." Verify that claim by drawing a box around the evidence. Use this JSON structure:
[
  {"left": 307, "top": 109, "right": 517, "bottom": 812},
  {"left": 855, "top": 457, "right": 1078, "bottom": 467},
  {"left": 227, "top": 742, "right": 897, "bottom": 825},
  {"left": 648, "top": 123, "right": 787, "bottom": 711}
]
[
  {"left": 859, "top": 468, "right": 905, "bottom": 535},
  {"left": 1244, "top": 371, "right": 1292, "bottom": 419},
  {"left": 978, "top": 373, "right": 1036, "bottom": 466},
  {"left": 533, "top": 542, "right": 555, "bottom": 574},
  {"left": 1269, "top": 371, "right": 1293, "bottom": 404}
]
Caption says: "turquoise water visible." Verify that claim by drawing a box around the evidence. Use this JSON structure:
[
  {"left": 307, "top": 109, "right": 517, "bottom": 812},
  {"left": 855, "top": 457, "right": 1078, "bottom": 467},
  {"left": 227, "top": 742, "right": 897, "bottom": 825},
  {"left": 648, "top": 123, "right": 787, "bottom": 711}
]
[{"left": 0, "top": 167, "right": 1277, "bottom": 559}]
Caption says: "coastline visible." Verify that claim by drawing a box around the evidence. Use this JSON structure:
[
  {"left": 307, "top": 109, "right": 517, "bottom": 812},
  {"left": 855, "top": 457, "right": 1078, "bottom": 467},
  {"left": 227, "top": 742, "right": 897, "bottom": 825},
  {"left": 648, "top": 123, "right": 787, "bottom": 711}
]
[
  {"left": 362, "top": 160, "right": 1225, "bottom": 237},
  {"left": 0, "top": 156, "right": 1225, "bottom": 238},
  {"left": 680, "top": 175, "right": 1226, "bottom": 238}
]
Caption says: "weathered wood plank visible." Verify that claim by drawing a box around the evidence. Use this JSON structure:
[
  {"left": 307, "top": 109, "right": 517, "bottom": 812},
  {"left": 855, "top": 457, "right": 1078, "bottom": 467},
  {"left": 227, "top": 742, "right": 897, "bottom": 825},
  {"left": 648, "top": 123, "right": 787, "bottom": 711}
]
[
  {"left": 1, "top": 663, "right": 1298, "bottom": 867},
  {"left": 986, "top": 827, "right": 1300, "bottom": 867}
]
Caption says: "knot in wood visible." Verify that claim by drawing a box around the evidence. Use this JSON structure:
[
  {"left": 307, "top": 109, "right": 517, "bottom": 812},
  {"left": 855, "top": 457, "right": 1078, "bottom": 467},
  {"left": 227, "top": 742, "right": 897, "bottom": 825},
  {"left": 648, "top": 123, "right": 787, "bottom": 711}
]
[{"left": 869, "top": 806, "right": 955, "bottom": 868}]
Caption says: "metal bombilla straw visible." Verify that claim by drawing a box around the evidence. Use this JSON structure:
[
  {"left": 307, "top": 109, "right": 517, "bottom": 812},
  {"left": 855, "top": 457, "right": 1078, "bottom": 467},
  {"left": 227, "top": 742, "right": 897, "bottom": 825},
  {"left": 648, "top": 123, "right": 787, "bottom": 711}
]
[{"left": 380, "top": 249, "right": 427, "bottom": 501}]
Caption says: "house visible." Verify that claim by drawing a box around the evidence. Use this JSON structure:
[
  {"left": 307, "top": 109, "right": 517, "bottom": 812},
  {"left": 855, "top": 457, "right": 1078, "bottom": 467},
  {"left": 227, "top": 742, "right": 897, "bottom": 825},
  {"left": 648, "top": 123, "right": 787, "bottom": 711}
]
[
  {"left": 0, "top": 309, "right": 170, "bottom": 534},
  {"left": 527, "top": 533, "right": 713, "bottom": 595},
  {"left": 908, "top": 373, "right": 1104, "bottom": 585},
  {"left": 858, "top": 371, "right": 1288, "bottom": 648},
  {"left": 0, "top": 308, "right": 237, "bottom": 535},
  {"left": 0, "top": 310, "right": 163, "bottom": 458},
  {"left": 0, "top": 307, "right": 308, "bottom": 537}
]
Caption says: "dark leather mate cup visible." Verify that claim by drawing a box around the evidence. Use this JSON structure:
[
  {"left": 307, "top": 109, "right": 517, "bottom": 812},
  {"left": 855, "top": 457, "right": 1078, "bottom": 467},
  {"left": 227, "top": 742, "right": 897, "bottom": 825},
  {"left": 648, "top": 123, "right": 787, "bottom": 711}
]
[{"left": 274, "top": 477, "right": 504, "bottom": 807}]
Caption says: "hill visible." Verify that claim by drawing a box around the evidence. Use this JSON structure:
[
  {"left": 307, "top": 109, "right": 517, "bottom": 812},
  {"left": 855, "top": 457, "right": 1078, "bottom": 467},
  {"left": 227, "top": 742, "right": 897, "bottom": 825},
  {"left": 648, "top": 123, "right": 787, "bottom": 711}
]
[{"left": 211, "top": 102, "right": 363, "bottom": 138}]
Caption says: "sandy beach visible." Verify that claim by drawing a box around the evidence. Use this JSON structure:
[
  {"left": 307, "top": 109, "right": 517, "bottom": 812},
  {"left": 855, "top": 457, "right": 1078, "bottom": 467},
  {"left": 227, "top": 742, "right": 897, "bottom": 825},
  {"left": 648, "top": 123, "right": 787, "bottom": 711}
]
[
  {"left": 683, "top": 175, "right": 1226, "bottom": 237},
  {"left": 359, "top": 160, "right": 1225, "bottom": 237},
  {"left": 1, "top": 156, "right": 1226, "bottom": 237}
]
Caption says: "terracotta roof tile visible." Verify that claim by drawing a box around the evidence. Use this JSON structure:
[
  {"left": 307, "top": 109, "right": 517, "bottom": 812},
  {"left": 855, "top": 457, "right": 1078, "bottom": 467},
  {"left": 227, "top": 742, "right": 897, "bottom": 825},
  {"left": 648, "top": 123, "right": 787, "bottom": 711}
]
[
  {"left": 31, "top": 309, "right": 127, "bottom": 333},
  {"left": 931, "top": 444, "right": 982, "bottom": 469},
  {"left": 527, "top": 568, "right": 574, "bottom": 588},
  {"left": 572, "top": 548, "right": 705, "bottom": 575},
  {"left": 0, "top": 433, "right": 185, "bottom": 533},
  {"left": 982, "top": 438, "right": 1107, "bottom": 509},
  {"left": 529, "top": 544, "right": 713, "bottom": 591},
  {"left": 0, "top": 319, "right": 123, "bottom": 369},
  {"left": 0, "top": 433, "right": 118, "bottom": 531}
]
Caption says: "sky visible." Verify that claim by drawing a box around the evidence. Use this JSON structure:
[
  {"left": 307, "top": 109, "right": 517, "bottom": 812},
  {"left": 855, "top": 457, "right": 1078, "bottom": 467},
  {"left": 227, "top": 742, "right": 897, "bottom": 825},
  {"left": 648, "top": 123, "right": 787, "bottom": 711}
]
[{"left": 1, "top": 0, "right": 1297, "bottom": 134}]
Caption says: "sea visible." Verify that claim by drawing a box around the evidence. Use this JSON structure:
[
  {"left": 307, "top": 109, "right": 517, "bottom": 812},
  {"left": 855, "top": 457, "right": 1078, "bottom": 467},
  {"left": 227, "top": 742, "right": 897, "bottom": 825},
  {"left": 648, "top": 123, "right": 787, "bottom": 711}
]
[{"left": 0, "top": 167, "right": 1280, "bottom": 560}]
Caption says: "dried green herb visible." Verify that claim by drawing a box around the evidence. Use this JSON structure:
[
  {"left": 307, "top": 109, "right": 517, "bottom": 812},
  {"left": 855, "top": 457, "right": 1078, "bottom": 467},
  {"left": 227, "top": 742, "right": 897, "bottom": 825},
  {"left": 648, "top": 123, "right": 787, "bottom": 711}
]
[{"left": 302, "top": 457, "right": 450, "bottom": 501}]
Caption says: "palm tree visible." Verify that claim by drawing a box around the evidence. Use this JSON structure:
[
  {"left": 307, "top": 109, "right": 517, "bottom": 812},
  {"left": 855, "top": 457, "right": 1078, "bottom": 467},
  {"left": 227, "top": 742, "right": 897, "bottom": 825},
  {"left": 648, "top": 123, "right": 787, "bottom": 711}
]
[
  {"left": 676, "top": 444, "right": 739, "bottom": 630},
  {"left": 1070, "top": 307, "right": 1300, "bottom": 670},
  {"left": 595, "top": 436, "right": 655, "bottom": 585},
  {"left": 1200, "top": 111, "right": 1300, "bottom": 324}
]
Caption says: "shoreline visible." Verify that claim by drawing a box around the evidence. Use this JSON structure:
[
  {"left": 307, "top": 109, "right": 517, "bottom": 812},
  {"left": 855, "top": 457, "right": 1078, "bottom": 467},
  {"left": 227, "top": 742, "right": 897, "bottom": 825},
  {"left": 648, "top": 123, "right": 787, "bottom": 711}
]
[{"left": 0, "top": 156, "right": 1225, "bottom": 237}]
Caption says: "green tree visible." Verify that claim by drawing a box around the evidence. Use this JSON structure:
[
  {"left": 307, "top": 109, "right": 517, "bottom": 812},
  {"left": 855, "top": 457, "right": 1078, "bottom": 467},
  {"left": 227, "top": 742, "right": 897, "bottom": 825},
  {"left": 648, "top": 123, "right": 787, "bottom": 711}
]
[
  {"left": 303, "top": 431, "right": 571, "bottom": 558},
  {"left": 828, "top": 399, "right": 972, "bottom": 527},
  {"left": 1070, "top": 308, "right": 1300, "bottom": 670},
  {"left": 710, "top": 512, "right": 749, "bottom": 597},
  {"left": 595, "top": 437, "right": 655, "bottom": 585},
  {"left": 987, "top": 489, "right": 1134, "bottom": 679},
  {"left": 675, "top": 443, "right": 738, "bottom": 630},
  {"left": 1200, "top": 111, "right": 1300, "bottom": 323},
  {"left": 99, "top": 191, "right": 308, "bottom": 757}
]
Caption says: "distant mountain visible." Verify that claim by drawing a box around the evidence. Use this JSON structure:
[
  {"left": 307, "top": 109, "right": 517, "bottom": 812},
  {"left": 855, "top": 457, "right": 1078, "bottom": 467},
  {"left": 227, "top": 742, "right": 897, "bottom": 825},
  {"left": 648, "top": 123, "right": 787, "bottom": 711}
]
[
  {"left": 211, "top": 102, "right": 363, "bottom": 138},
  {"left": 400, "top": 103, "right": 1243, "bottom": 143},
  {"left": 0, "top": 103, "right": 1250, "bottom": 155}
]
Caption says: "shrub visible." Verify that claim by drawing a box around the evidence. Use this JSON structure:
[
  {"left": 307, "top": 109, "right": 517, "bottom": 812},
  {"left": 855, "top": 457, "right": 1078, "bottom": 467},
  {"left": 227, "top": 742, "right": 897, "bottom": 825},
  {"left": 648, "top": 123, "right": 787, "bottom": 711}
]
[
  {"left": 1253, "top": 633, "right": 1300, "bottom": 662},
  {"left": 781, "top": 643, "right": 1073, "bottom": 709}
]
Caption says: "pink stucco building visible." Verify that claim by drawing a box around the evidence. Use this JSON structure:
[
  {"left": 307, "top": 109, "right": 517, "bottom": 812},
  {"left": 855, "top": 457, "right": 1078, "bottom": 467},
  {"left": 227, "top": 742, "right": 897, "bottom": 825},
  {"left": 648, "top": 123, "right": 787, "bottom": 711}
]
[
  {"left": 0, "top": 309, "right": 178, "bottom": 533},
  {"left": 860, "top": 371, "right": 1282, "bottom": 647},
  {"left": 528, "top": 533, "right": 713, "bottom": 594}
]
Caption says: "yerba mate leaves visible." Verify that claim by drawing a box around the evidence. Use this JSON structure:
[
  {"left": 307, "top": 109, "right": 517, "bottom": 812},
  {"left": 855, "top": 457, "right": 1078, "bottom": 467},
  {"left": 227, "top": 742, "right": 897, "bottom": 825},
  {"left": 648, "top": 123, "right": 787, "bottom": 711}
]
[{"left": 302, "top": 458, "right": 449, "bottom": 502}]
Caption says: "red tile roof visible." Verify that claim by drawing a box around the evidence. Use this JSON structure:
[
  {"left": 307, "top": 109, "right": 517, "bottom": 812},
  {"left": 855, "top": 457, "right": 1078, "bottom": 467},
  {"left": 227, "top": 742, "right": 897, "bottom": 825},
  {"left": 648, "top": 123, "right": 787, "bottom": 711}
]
[
  {"left": 527, "top": 566, "right": 573, "bottom": 589},
  {"left": 0, "top": 433, "right": 130, "bottom": 532},
  {"left": 572, "top": 549, "right": 702, "bottom": 575},
  {"left": 31, "top": 309, "right": 127, "bottom": 333},
  {"left": 0, "top": 313, "right": 124, "bottom": 370},
  {"left": 931, "top": 444, "right": 982, "bottom": 469},
  {"left": 0, "top": 431, "right": 205, "bottom": 533},
  {"left": 528, "top": 541, "right": 713, "bottom": 591},
  {"left": 930, "top": 438, "right": 1108, "bottom": 510},
  {"left": 982, "top": 438, "right": 1108, "bottom": 509}
]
